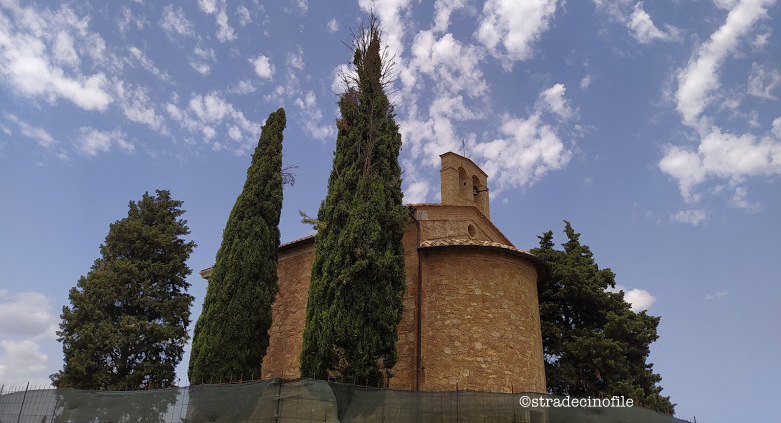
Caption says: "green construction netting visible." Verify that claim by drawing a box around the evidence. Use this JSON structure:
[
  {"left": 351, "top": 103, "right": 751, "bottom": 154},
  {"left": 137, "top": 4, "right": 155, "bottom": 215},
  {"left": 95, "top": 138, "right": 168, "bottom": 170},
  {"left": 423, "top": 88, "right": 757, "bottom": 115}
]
[{"left": 0, "top": 378, "right": 688, "bottom": 422}]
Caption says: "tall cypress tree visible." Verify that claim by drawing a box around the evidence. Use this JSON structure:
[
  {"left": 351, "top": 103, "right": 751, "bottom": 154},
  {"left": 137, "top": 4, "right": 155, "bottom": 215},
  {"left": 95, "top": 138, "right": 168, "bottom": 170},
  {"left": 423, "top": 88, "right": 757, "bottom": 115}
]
[
  {"left": 532, "top": 221, "right": 674, "bottom": 414},
  {"left": 300, "top": 18, "right": 407, "bottom": 386},
  {"left": 52, "top": 190, "right": 195, "bottom": 390},
  {"left": 189, "top": 108, "right": 286, "bottom": 384}
]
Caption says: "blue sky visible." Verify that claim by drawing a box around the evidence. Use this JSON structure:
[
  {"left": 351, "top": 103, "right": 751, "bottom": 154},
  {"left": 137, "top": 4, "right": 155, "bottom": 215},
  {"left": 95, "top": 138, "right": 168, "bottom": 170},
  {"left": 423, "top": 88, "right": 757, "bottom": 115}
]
[{"left": 1, "top": 0, "right": 779, "bottom": 420}]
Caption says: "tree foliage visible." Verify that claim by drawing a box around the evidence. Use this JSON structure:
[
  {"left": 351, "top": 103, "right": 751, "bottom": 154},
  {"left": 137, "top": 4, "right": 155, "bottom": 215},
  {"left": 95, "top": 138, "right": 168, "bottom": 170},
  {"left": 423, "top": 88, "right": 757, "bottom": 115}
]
[
  {"left": 300, "top": 17, "right": 407, "bottom": 387},
  {"left": 52, "top": 190, "right": 195, "bottom": 390},
  {"left": 531, "top": 221, "right": 674, "bottom": 414},
  {"left": 189, "top": 108, "right": 286, "bottom": 384}
]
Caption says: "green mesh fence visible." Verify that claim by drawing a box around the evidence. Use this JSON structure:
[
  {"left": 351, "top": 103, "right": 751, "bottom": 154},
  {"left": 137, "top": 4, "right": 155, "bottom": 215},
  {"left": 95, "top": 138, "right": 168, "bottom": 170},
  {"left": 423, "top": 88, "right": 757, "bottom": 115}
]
[{"left": 0, "top": 378, "right": 688, "bottom": 422}]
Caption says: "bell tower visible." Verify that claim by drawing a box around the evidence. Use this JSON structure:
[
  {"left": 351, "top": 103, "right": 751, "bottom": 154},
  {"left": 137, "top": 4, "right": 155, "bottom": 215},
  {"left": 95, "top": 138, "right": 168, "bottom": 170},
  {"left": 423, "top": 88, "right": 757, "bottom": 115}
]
[{"left": 439, "top": 152, "right": 490, "bottom": 219}]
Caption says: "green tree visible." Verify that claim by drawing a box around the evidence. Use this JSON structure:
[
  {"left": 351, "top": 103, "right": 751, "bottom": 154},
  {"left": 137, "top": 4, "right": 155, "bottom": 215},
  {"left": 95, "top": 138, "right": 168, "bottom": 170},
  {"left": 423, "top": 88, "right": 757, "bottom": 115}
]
[
  {"left": 532, "top": 221, "right": 674, "bottom": 414},
  {"left": 52, "top": 190, "right": 195, "bottom": 390},
  {"left": 300, "top": 17, "right": 407, "bottom": 386},
  {"left": 188, "top": 108, "right": 286, "bottom": 384}
]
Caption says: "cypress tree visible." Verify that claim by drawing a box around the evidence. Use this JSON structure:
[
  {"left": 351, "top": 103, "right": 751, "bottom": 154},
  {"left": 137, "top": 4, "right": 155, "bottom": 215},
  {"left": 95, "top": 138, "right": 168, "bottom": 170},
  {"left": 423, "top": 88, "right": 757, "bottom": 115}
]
[
  {"left": 188, "top": 108, "right": 286, "bottom": 384},
  {"left": 532, "top": 221, "right": 674, "bottom": 414},
  {"left": 52, "top": 190, "right": 195, "bottom": 390},
  {"left": 300, "top": 17, "right": 407, "bottom": 387}
]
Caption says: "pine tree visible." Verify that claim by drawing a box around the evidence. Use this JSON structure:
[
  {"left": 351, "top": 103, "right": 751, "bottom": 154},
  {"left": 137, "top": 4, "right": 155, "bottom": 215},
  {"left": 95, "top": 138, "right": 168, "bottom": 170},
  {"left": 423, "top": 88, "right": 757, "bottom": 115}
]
[
  {"left": 532, "top": 221, "right": 674, "bottom": 414},
  {"left": 52, "top": 190, "right": 195, "bottom": 390},
  {"left": 188, "top": 108, "right": 286, "bottom": 384},
  {"left": 300, "top": 17, "right": 407, "bottom": 386}
]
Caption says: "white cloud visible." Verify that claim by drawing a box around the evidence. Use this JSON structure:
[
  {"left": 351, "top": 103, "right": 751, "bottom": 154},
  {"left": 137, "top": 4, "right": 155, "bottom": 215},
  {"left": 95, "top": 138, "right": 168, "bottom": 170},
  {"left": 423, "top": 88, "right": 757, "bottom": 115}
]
[
  {"left": 358, "top": 0, "right": 413, "bottom": 57},
  {"left": 538, "top": 83, "right": 574, "bottom": 120},
  {"left": 675, "top": 0, "right": 773, "bottom": 128},
  {"left": 627, "top": 2, "right": 679, "bottom": 44},
  {"left": 52, "top": 31, "right": 78, "bottom": 67},
  {"left": 160, "top": 5, "right": 195, "bottom": 40},
  {"left": 580, "top": 74, "right": 592, "bottom": 90},
  {"left": 658, "top": 145, "right": 706, "bottom": 201},
  {"left": 748, "top": 63, "right": 781, "bottom": 100},
  {"left": 118, "top": 6, "right": 147, "bottom": 34},
  {"left": 114, "top": 81, "right": 164, "bottom": 131},
  {"left": 731, "top": 186, "right": 760, "bottom": 211},
  {"left": 705, "top": 291, "right": 728, "bottom": 300},
  {"left": 127, "top": 46, "right": 169, "bottom": 81},
  {"left": 671, "top": 209, "right": 707, "bottom": 226},
  {"left": 607, "top": 284, "right": 656, "bottom": 312},
  {"left": 0, "top": 340, "right": 51, "bottom": 388},
  {"left": 215, "top": 9, "right": 237, "bottom": 42},
  {"left": 295, "top": 91, "right": 334, "bottom": 140},
  {"left": 198, "top": 0, "right": 218, "bottom": 15},
  {"left": 470, "top": 84, "right": 574, "bottom": 191},
  {"left": 433, "top": 0, "right": 468, "bottom": 32},
  {"left": 76, "top": 127, "right": 134, "bottom": 156},
  {"left": 198, "top": 0, "right": 236, "bottom": 42},
  {"left": 475, "top": 0, "right": 558, "bottom": 66},
  {"left": 191, "top": 46, "right": 217, "bottom": 75},
  {"left": 170, "top": 92, "right": 262, "bottom": 153},
  {"left": 404, "top": 180, "right": 431, "bottom": 204},
  {"left": 661, "top": 0, "right": 781, "bottom": 204},
  {"left": 251, "top": 54, "right": 275, "bottom": 79},
  {"left": 4, "top": 113, "right": 56, "bottom": 148},
  {"left": 0, "top": 290, "right": 58, "bottom": 387},
  {"left": 404, "top": 31, "right": 487, "bottom": 98},
  {"left": 231, "top": 79, "right": 257, "bottom": 95},
  {"left": 327, "top": 18, "right": 339, "bottom": 33},
  {"left": 237, "top": 5, "right": 252, "bottom": 26},
  {"left": 0, "top": 290, "right": 58, "bottom": 340},
  {"left": 287, "top": 48, "right": 305, "bottom": 71},
  {"left": 0, "top": 2, "right": 113, "bottom": 111}
]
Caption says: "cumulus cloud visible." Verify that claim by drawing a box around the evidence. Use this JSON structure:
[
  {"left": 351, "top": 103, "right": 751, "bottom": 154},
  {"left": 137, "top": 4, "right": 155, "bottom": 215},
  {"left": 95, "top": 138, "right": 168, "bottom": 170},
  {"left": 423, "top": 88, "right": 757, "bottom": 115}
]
[
  {"left": 607, "top": 284, "right": 656, "bottom": 312},
  {"left": 748, "top": 63, "right": 781, "bottom": 100},
  {"left": 475, "top": 0, "right": 558, "bottom": 66},
  {"left": 538, "top": 83, "right": 574, "bottom": 120},
  {"left": 0, "top": 290, "right": 59, "bottom": 388},
  {"left": 433, "top": 0, "right": 468, "bottom": 32},
  {"left": 671, "top": 209, "right": 707, "bottom": 226},
  {"left": 0, "top": 340, "right": 51, "bottom": 388},
  {"left": 0, "top": 290, "right": 58, "bottom": 340},
  {"left": 76, "top": 127, "right": 134, "bottom": 156},
  {"left": 404, "top": 180, "right": 431, "bottom": 204},
  {"left": 470, "top": 85, "right": 574, "bottom": 191},
  {"left": 114, "top": 81, "right": 165, "bottom": 131},
  {"left": 191, "top": 46, "right": 217, "bottom": 75},
  {"left": 0, "top": 1, "right": 113, "bottom": 111},
  {"left": 168, "top": 91, "right": 262, "bottom": 152},
  {"left": 231, "top": 79, "right": 257, "bottom": 95},
  {"left": 251, "top": 54, "right": 275, "bottom": 79},
  {"left": 403, "top": 31, "right": 487, "bottom": 98},
  {"left": 295, "top": 91, "right": 334, "bottom": 141},
  {"left": 628, "top": 2, "right": 679, "bottom": 44},
  {"left": 160, "top": 5, "right": 195, "bottom": 40},
  {"left": 660, "top": 0, "right": 780, "bottom": 205},
  {"left": 198, "top": 0, "right": 236, "bottom": 42}
]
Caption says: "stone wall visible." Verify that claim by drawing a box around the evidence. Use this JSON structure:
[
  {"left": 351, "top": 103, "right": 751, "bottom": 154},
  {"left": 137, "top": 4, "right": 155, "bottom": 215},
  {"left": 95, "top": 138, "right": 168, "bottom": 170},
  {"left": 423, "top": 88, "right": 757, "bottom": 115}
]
[
  {"left": 418, "top": 245, "right": 545, "bottom": 393},
  {"left": 261, "top": 236, "right": 315, "bottom": 380}
]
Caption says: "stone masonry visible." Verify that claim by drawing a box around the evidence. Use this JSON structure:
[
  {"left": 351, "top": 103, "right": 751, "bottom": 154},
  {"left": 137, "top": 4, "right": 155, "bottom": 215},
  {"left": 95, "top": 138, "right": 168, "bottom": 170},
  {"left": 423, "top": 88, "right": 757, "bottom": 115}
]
[{"left": 201, "top": 152, "right": 547, "bottom": 393}]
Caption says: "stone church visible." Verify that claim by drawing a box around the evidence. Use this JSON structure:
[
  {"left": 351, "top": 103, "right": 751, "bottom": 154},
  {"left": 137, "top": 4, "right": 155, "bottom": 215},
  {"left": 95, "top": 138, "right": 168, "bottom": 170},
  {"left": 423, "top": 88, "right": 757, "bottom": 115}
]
[{"left": 201, "top": 152, "right": 547, "bottom": 394}]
